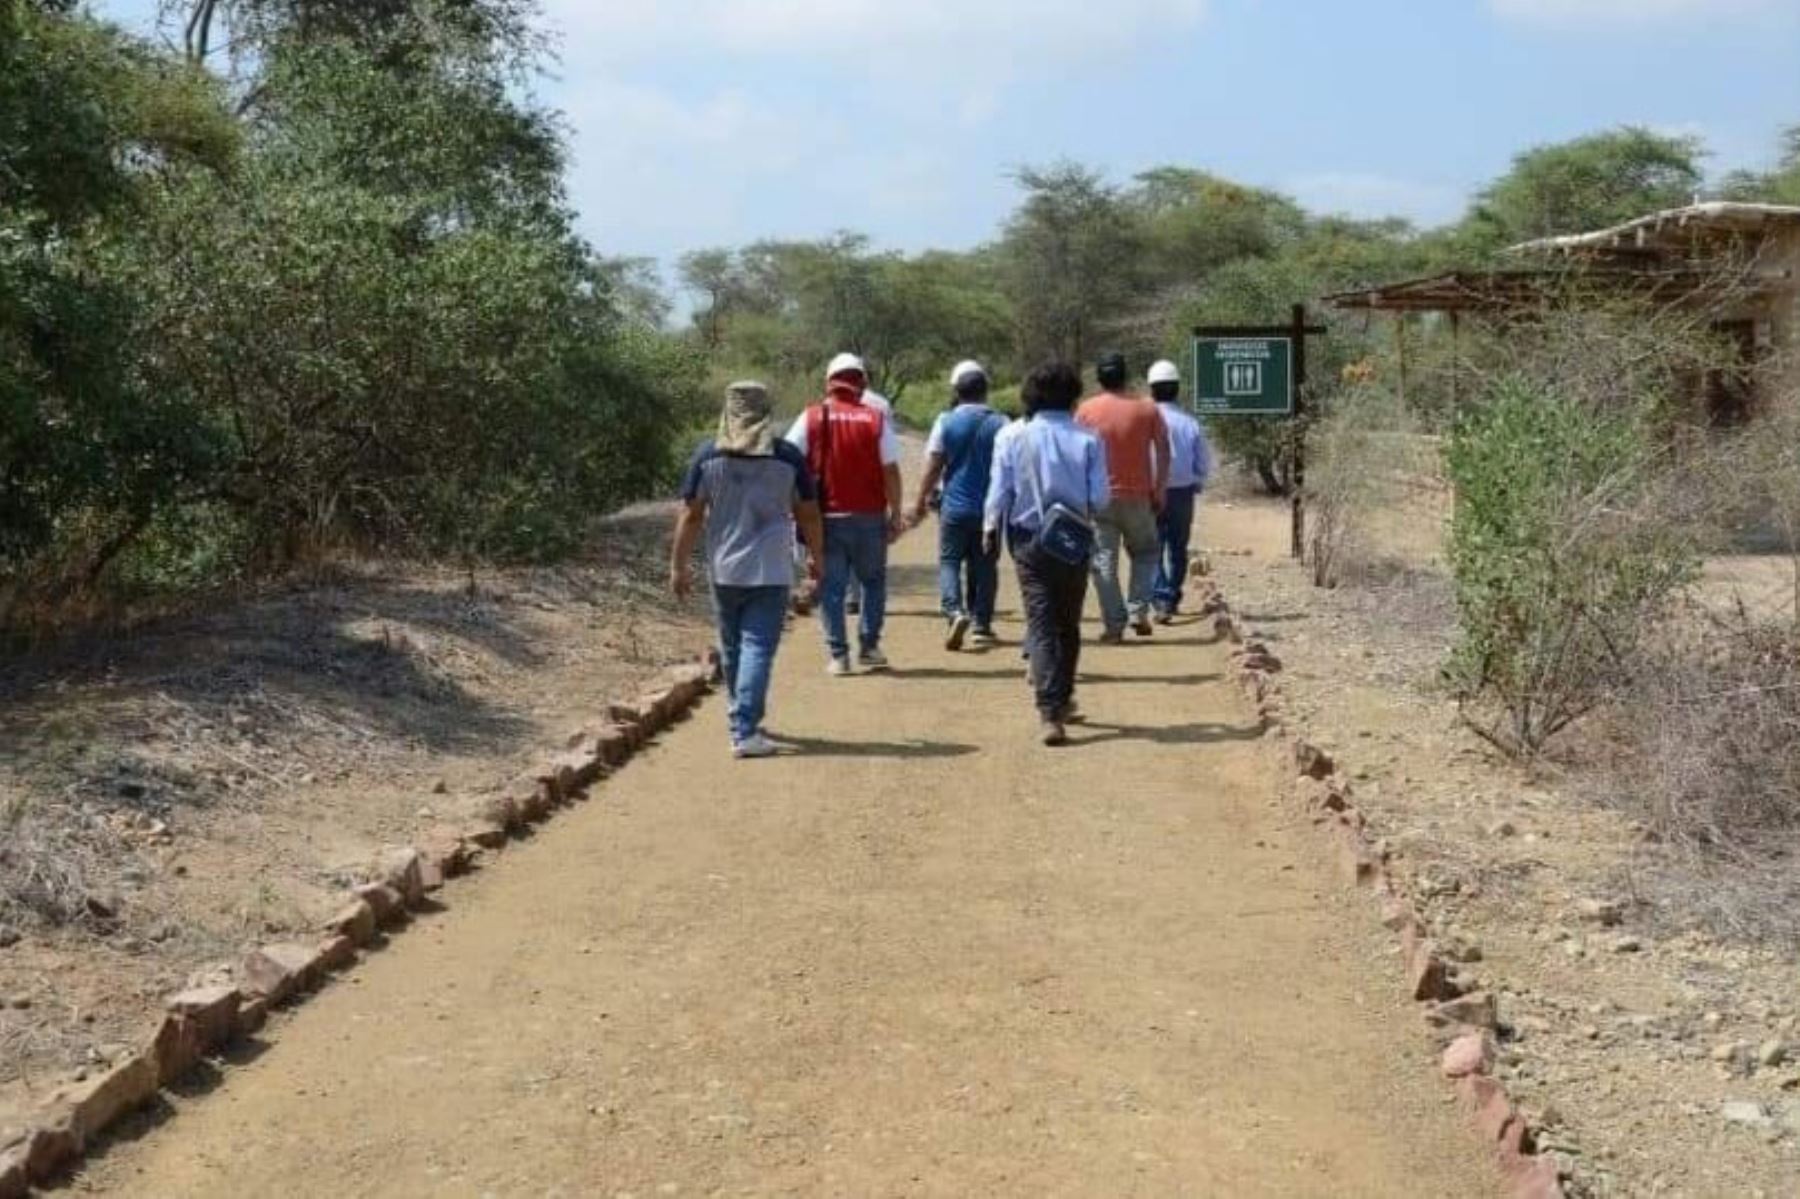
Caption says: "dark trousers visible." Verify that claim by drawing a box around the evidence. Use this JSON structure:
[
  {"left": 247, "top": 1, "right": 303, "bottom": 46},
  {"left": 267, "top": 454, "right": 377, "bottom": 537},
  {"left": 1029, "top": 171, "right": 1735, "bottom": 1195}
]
[
  {"left": 1152, "top": 485, "right": 1198, "bottom": 613},
  {"left": 938, "top": 512, "right": 999, "bottom": 628},
  {"left": 1011, "top": 529, "right": 1089, "bottom": 719}
]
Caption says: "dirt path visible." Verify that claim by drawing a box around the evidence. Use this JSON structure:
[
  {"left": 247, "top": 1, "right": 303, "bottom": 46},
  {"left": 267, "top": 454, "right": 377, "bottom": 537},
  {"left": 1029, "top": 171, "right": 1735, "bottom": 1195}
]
[{"left": 75, "top": 521, "right": 1497, "bottom": 1198}]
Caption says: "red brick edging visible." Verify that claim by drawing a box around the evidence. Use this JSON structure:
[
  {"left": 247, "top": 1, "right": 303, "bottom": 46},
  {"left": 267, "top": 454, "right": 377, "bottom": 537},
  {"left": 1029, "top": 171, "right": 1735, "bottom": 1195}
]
[
  {"left": 0, "top": 659, "right": 716, "bottom": 1198},
  {"left": 1192, "top": 568, "right": 1565, "bottom": 1199}
]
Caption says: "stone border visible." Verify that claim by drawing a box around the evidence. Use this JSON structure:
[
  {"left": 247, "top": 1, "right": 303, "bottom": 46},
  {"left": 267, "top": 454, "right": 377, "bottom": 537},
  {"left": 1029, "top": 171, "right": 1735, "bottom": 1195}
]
[
  {"left": 0, "top": 659, "right": 715, "bottom": 1198},
  {"left": 1191, "top": 567, "right": 1566, "bottom": 1199}
]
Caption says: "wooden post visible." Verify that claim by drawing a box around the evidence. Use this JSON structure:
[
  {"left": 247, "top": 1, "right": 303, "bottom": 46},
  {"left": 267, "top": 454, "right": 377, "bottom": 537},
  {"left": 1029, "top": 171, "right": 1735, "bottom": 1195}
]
[
  {"left": 1291, "top": 302, "right": 1308, "bottom": 561},
  {"left": 1394, "top": 313, "right": 1408, "bottom": 411},
  {"left": 1450, "top": 309, "right": 1462, "bottom": 415}
]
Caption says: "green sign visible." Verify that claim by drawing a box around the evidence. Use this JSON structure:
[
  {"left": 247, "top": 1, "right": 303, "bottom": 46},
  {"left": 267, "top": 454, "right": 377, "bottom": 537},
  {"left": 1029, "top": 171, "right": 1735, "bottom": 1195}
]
[{"left": 1194, "top": 336, "right": 1294, "bottom": 416}]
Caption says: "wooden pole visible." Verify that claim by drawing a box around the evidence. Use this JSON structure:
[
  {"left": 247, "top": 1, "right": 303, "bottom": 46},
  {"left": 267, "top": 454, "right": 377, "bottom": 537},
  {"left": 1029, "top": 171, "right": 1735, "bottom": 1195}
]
[
  {"left": 1450, "top": 309, "right": 1462, "bottom": 415},
  {"left": 1291, "top": 302, "right": 1307, "bottom": 561},
  {"left": 1395, "top": 314, "right": 1409, "bottom": 411}
]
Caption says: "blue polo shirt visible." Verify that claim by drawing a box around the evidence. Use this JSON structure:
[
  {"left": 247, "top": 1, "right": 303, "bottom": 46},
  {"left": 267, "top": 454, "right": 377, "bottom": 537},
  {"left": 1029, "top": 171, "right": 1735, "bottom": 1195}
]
[{"left": 924, "top": 403, "right": 1007, "bottom": 521}]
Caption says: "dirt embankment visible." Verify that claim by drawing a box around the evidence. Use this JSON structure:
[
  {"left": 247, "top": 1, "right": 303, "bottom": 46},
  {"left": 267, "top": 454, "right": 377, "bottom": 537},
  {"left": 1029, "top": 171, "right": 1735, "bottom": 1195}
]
[
  {"left": 1204, "top": 489, "right": 1800, "bottom": 1198},
  {"left": 0, "top": 505, "right": 710, "bottom": 1127}
]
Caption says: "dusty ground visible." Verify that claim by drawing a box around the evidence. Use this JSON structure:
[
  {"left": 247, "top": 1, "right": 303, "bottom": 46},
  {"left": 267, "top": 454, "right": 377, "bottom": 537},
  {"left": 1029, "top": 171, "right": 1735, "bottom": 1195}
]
[
  {"left": 47, "top": 506, "right": 1504, "bottom": 1197},
  {"left": 0, "top": 506, "right": 710, "bottom": 1120},
  {"left": 1204, "top": 482, "right": 1800, "bottom": 1198}
]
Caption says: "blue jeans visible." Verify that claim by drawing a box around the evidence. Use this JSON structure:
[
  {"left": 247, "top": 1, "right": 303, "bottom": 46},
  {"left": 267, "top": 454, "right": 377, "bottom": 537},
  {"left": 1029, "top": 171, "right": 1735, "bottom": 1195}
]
[
  {"left": 938, "top": 512, "right": 999, "bottom": 629},
  {"left": 1152, "top": 486, "right": 1199, "bottom": 613},
  {"left": 820, "top": 515, "right": 888, "bottom": 659},
  {"left": 713, "top": 584, "right": 789, "bottom": 743}
]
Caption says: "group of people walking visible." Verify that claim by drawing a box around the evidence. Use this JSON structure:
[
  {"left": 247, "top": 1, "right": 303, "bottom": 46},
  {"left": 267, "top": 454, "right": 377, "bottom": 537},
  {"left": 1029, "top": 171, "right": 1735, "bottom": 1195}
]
[{"left": 670, "top": 352, "right": 1210, "bottom": 757}]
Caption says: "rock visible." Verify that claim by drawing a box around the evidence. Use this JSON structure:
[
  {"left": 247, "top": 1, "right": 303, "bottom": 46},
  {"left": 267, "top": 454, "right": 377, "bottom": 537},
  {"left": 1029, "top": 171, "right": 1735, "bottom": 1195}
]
[
  {"left": 326, "top": 898, "right": 377, "bottom": 946},
  {"left": 1486, "top": 820, "right": 1517, "bottom": 839},
  {"left": 419, "top": 828, "right": 470, "bottom": 880},
  {"left": 1702, "top": 1010, "right": 1726, "bottom": 1031},
  {"left": 1611, "top": 936, "right": 1643, "bottom": 954},
  {"left": 605, "top": 700, "right": 647, "bottom": 728},
  {"left": 593, "top": 724, "right": 636, "bottom": 767},
  {"left": 374, "top": 846, "right": 425, "bottom": 908},
  {"left": 237, "top": 995, "right": 269, "bottom": 1036},
  {"left": 15, "top": 1119, "right": 78, "bottom": 1186},
  {"left": 1759, "top": 1039, "right": 1789, "bottom": 1069},
  {"left": 1441, "top": 1032, "right": 1493, "bottom": 1079},
  {"left": 315, "top": 934, "right": 356, "bottom": 972},
  {"left": 352, "top": 883, "right": 406, "bottom": 928},
  {"left": 84, "top": 893, "right": 120, "bottom": 921},
  {"left": 1576, "top": 898, "right": 1624, "bottom": 927},
  {"left": 1407, "top": 941, "right": 1461, "bottom": 1003},
  {"left": 432, "top": 778, "right": 450, "bottom": 795},
  {"left": 0, "top": 926, "right": 19, "bottom": 950},
  {"left": 0, "top": 1144, "right": 27, "bottom": 1199},
  {"left": 163, "top": 985, "right": 240, "bottom": 1059},
  {"left": 1721, "top": 1100, "right": 1773, "bottom": 1129},
  {"left": 1427, "top": 991, "right": 1500, "bottom": 1031},
  {"left": 52, "top": 1052, "right": 158, "bottom": 1144},
  {"left": 1293, "top": 740, "right": 1336, "bottom": 781},
  {"left": 463, "top": 819, "right": 508, "bottom": 851},
  {"left": 242, "top": 942, "right": 320, "bottom": 1005}
]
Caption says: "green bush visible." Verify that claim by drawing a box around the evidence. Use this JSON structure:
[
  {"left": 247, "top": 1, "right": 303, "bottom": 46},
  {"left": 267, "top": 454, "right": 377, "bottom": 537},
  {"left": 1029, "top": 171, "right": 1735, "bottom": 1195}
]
[{"left": 1444, "top": 378, "right": 1698, "bottom": 754}]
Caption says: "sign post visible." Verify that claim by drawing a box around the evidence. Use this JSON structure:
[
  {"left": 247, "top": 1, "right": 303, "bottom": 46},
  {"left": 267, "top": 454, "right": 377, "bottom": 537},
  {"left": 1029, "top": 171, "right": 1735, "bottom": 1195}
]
[{"left": 1193, "top": 305, "right": 1325, "bottom": 560}]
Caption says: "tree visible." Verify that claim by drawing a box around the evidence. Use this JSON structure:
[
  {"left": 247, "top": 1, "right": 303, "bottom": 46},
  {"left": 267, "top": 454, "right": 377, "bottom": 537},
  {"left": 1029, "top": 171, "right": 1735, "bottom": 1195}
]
[
  {"left": 998, "top": 162, "right": 1143, "bottom": 366},
  {"left": 1721, "top": 124, "right": 1800, "bottom": 205},
  {"left": 1465, "top": 126, "right": 1704, "bottom": 250}
]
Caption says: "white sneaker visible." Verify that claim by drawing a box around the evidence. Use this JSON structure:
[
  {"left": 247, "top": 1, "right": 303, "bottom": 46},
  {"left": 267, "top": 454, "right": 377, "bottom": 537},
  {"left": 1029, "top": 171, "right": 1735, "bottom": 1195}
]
[
  {"left": 945, "top": 613, "right": 971, "bottom": 652},
  {"left": 733, "top": 733, "right": 778, "bottom": 759},
  {"left": 827, "top": 656, "right": 854, "bottom": 677}
]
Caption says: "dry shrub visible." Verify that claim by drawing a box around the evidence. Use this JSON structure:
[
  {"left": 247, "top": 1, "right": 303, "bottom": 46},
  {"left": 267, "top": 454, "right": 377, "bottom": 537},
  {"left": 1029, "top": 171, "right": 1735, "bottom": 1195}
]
[
  {"left": 1599, "top": 611, "right": 1800, "bottom": 944},
  {"left": 1305, "top": 381, "right": 1430, "bottom": 589}
]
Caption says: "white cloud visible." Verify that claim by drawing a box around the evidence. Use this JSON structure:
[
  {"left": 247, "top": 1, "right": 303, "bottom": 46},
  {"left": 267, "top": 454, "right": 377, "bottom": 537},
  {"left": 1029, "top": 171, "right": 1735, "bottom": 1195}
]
[
  {"left": 542, "top": 0, "right": 1208, "bottom": 62},
  {"left": 1284, "top": 172, "right": 1467, "bottom": 228},
  {"left": 1488, "top": 0, "right": 1789, "bottom": 28}
]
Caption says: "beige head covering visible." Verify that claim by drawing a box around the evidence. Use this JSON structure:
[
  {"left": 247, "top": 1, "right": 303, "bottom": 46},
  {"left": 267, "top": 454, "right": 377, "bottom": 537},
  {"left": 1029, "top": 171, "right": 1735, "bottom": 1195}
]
[{"left": 717, "top": 380, "right": 775, "bottom": 456}]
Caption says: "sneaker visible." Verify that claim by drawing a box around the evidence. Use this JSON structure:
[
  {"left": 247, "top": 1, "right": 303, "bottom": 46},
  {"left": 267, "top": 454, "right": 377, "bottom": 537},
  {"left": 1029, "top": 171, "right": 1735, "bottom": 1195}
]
[
  {"left": 1098, "top": 629, "right": 1125, "bottom": 645},
  {"left": 1057, "top": 700, "right": 1083, "bottom": 725},
  {"left": 858, "top": 647, "right": 890, "bottom": 671},
  {"left": 1133, "top": 614, "right": 1155, "bottom": 638},
  {"left": 732, "top": 732, "right": 778, "bottom": 759},
  {"left": 827, "top": 656, "right": 853, "bottom": 677},
  {"left": 971, "top": 628, "right": 1000, "bottom": 648},
  {"left": 945, "top": 613, "right": 972, "bottom": 652},
  {"left": 1155, "top": 609, "right": 1176, "bottom": 626},
  {"left": 1040, "top": 720, "right": 1068, "bottom": 747}
]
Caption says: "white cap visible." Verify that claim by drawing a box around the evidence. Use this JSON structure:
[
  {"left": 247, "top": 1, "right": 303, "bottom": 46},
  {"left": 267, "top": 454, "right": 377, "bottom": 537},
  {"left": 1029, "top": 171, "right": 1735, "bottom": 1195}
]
[
  {"left": 950, "top": 359, "right": 987, "bottom": 388},
  {"left": 1148, "top": 360, "right": 1181, "bottom": 386},
  {"left": 826, "top": 352, "right": 866, "bottom": 380}
]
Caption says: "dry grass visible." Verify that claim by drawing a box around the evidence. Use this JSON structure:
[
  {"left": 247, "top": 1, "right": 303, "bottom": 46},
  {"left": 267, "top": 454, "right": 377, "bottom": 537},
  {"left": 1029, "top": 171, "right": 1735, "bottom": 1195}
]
[
  {"left": 1594, "top": 607, "right": 1800, "bottom": 945},
  {"left": 0, "top": 793, "right": 131, "bottom": 932}
]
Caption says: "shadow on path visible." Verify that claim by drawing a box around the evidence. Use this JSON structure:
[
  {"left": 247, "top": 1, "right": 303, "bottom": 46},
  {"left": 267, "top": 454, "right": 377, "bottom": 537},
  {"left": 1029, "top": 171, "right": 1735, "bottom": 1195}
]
[{"left": 768, "top": 734, "right": 981, "bottom": 761}]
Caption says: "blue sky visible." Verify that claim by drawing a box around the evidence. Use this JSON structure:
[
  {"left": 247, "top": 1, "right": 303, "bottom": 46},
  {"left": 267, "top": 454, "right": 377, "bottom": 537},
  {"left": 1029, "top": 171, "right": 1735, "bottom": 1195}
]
[{"left": 100, "top": 0, "right": 1800, "bottom": 289}]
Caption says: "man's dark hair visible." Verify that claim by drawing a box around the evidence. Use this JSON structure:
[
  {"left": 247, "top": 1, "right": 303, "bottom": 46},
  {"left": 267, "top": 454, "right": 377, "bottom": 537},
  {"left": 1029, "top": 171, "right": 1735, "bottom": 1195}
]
[
  {"left": 954, "top": 375, "right": 990, "bottom": 404},
  {"left": 1095, "top": 352, "right": 1128, "bottom": 391},
  {"left": 1150, "top": 381, "right": 1180, "bottom": 404},
  {"left": 1023, "top": 361, "right": 1083, "bottom": 414}
]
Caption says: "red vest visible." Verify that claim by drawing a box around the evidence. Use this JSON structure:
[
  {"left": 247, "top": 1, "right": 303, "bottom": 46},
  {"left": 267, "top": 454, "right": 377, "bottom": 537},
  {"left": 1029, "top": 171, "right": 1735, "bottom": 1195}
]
[{"left": 804, "top": 387, "right": 889, "bottom": 516}]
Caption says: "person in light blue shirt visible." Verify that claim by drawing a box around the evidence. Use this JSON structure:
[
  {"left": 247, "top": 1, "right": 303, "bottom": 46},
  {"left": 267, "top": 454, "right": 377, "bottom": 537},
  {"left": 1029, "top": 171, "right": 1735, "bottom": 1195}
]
[
  {"left": 1147, "top": 359, "right": 1212, "bottom": 621},
  {"left": 984, "top": 362, "right": 1110, "bottom": 745},
  {"left": 912, "top": 360, "right": 1008, "bottom": 650}
]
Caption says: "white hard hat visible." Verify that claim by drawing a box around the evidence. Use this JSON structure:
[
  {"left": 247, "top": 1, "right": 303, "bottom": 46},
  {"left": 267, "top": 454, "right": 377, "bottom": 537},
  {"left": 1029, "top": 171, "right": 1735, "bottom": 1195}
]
[
  {"left": 1148, "top": 360, "right": 1181, "bottom": 386},
  {"left": 950, "top": 359, "right": 987, "bottom": 388},
  {"left": 826, "top": 352, "right": 867, "bottom": 380}
]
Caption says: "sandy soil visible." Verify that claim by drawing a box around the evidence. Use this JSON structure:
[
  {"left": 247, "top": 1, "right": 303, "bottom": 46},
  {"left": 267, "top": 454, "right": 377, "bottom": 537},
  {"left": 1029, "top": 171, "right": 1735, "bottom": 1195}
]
[
  {"left": 1203, "top": 487, "right": 1800, "bottom": 1198},
  {"left": 61, "top": 509, "right": 1499, "bottom": 1197}
]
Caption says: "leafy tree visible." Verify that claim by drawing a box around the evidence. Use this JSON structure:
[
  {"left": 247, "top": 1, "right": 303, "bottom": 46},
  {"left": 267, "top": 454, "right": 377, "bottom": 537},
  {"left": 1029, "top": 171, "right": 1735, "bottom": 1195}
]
[
  {"left": 999, "top": 162, "right": 1143, "bottom": 366},
  {"left": 1721, "top": 124, "right": 1800, "bottom": 205},
  {"left": 1464, "top": 126, "right": 1704, "bottom": 250}
]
